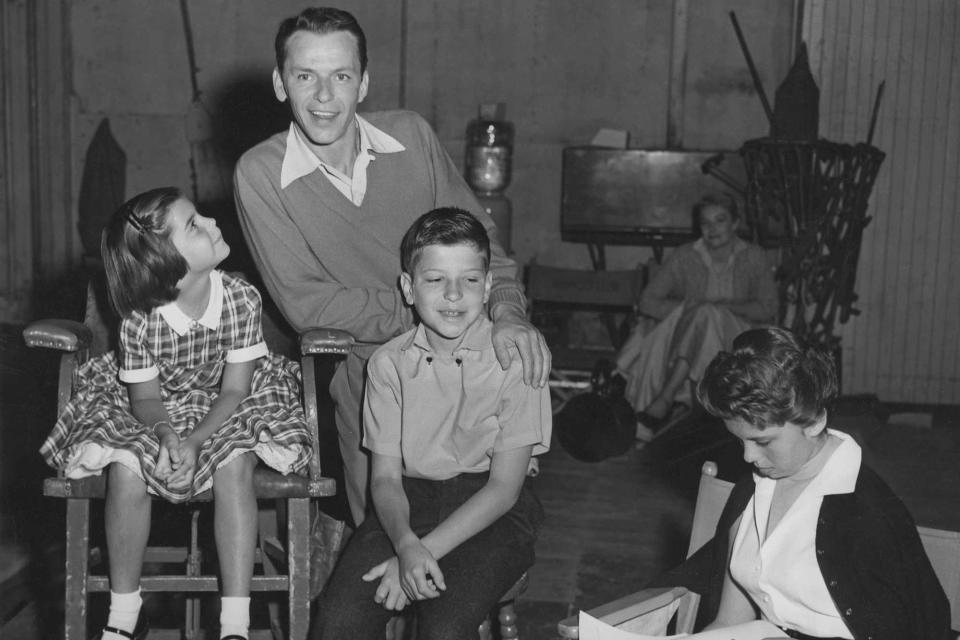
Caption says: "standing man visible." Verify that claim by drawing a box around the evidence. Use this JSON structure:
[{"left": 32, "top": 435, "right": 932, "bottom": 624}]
[{"left": 234, "top": 7, "right": 549, "bottom": 527}]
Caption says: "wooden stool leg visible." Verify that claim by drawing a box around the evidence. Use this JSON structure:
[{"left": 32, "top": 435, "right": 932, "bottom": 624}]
[
  {"left": 259, "top": 502, "right": 284, "bottom": 640},
  {"left": 64, "top": 497, "right": 91, "bottom": 640},
  {"left": 287, "top": 498, "right": 311, "bottom": 640},
  {"left": 184, "top": 508, "right": 203, "bottom": 640}
]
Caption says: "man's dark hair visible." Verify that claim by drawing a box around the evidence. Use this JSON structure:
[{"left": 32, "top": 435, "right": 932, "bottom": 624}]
[
  {"left": 101, "top": 187, "right": 188, "bottom": 317},
  {"left": 400, "top": 207, "right": 491, "bottom": 274},
  {"left": 275, "top": 7, "right": 368, "bottom": 73},
  {"left": 697, "top": 327, "right": 838, "bottom": 429}
]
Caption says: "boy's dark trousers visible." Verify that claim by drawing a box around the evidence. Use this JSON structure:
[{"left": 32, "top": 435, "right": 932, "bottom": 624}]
[{"left": 314, "top": 472, "right": 543, "bottom": 640}]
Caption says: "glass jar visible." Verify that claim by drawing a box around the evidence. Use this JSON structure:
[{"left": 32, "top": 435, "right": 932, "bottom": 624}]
[{"left": 464, "top": 115, "right": 514, "bottom": 194}]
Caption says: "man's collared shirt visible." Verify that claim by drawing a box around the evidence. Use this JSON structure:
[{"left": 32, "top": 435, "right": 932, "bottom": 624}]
[{"left": 279, "top": 115, "right": 406, "bottom": 205}]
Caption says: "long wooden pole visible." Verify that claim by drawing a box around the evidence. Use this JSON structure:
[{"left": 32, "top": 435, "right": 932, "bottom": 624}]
[
  {"left": 666, "top": 0, "right": 689, "bottom": 148},
  {"left": 866, "top": 80, "right": 886, "bottom": 146},
  {"left": 729, "top": 11, "right": 776, "bottom": 134}
]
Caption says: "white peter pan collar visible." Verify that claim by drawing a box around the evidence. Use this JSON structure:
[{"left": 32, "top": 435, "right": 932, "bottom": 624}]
[{"left": 157, "top": 270, "right": 224, "bottom": 335}]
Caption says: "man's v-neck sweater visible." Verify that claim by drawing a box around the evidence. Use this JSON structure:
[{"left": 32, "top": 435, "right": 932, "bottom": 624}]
[{"left": 234, "top": 109, "right": 525, "bottom": 353}]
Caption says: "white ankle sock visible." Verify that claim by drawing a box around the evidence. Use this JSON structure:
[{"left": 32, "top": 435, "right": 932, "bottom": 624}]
[
  {"left": 220, "top": 596, "right": 250, "bottom": 639},
  {"left": 103, "top": 588, "right": 142, "bottom": 638}
]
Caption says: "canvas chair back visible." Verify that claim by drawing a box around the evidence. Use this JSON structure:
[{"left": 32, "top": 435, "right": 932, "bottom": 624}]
[
  {"left": 917, "top": 525, "right": 960, "bottom": 631},
  {"left": 686, "top": 461, "right": 734, "bottom": 558}
]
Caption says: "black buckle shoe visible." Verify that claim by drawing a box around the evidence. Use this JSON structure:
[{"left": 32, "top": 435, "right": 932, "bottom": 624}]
[{"left": 101, "top": 612, "right": 149, "bottom": 640}]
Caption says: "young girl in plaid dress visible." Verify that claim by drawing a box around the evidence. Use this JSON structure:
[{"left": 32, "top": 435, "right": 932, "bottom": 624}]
[{"left": 40, "top": 187, "right": 311, "bottom": 640}]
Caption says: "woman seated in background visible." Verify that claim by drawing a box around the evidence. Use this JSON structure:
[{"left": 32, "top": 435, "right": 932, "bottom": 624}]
[
  {"left": 688, "top": 327, "right": 950, "bottom": 640},
  {"left": 615, "top": 193, "right": 777, "bottom": 439}
]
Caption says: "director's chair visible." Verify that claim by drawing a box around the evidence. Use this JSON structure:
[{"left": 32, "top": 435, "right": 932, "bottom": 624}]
[{"left": 525, "top": 264, "right": 648, "bottom": 412}]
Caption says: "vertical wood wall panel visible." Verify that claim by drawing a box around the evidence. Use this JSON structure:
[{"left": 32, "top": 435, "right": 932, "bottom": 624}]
[
  {"left": 0, "top": 0, "right": 72, "bottom": 323},
  {"left": 806, "top": 0, "right": 960, "bottom": 403},
  {"left": 1, "top": 0, "right": 33, "bottom": 321},
  {"left": 910, "top": 2, "right": 946, "bottom": 398},
  {"left": 35, "top": 2, "right": 74, "bottom": 285},
  {"left": 936, "top": 7, "right": 960, "bottom": 402},
  {"left": 850, "top": 0, "right": 880, "bottom": 391},
  {"left": 1, "top": 2, "right": 10, "bottom": 303},
  {"left": 889, "top": 1, "right": 917, "bottom": 399}
]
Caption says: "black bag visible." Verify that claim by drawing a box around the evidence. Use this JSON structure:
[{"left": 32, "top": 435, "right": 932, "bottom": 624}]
[
  {"left": 309, "top": 508, "right": 349, "bottom": 599},
  {"left": 555, "top": 361, "right": 635, "bottom": 462}
]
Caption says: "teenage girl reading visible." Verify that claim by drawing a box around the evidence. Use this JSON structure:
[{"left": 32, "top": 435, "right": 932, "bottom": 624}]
[{"left": 40, "top": 187, "right": 311, "bottom": 640}]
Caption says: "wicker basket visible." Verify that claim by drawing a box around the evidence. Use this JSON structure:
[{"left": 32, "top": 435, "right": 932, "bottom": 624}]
[{"left": 741, "top": 138, "right": 885, "bottom": 351}]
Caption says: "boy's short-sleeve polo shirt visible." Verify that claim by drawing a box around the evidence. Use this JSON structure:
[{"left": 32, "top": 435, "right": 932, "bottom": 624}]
[{"left": 363, "top": 316, "right": 551, "bottom": 480}]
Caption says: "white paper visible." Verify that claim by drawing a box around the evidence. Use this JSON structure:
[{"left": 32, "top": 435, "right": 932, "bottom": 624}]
[
  {"left": 590, "top": 128, "right": 629, "bottom": 148},
  {"left": 577, "top": 610, "right": 784, "bottom": 640}
]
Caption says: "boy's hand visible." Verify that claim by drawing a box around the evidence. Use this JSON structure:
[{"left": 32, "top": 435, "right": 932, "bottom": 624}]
[
  {"left": 397, "top": 539, "right": 446, "bottom": 600},
  {"left": 166, "top": 438, "right": 201, "bottom": 490},
  {"left": 362, "top": 557, "right": 409, "bottom": 611},
  {"left": 491, "top": 307, "right": 551, "bottom": 388},
  {"left": 154, "top": 432, "right": 182, "bottom": 481}
]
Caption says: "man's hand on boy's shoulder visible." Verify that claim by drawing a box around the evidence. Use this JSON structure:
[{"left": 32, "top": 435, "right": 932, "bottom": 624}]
[{"left": 490, "top": 306, "right": 551, "bottom": 388}]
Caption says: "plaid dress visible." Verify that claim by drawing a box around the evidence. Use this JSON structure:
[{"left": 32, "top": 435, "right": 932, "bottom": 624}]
[{"left": 40, "top": 271, "right": 311, "bottom": 502}]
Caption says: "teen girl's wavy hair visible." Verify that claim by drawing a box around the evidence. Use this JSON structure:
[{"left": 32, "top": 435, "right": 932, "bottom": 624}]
[
  {"left": 101, "top": 187, "right": 188, "bottom": 317},
  {"left": 400, "top": 207, "right": 491, "bottom": 274},
  {"left": 696, "top": 327, "right": 838, "bottom": 429}
]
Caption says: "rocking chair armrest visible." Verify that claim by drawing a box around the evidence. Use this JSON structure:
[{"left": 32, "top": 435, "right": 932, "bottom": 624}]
[
  {"left": 23, "top": 319, "right": 93, "bottom": 353},
  {"left": 299, "top": 327, "right": 355, "bottom": 356},
  {"left": 557, "top": 586, "right": 691, "bottom": 639}
]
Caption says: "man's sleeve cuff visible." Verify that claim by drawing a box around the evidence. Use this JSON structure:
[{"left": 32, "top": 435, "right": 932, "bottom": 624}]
[{"left": 489, "top": 287, "right": 527, "bottom": 317}]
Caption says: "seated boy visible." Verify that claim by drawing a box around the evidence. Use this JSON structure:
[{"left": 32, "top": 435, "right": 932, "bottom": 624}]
[{"left": 317, "top": 207, "right": 552, "bottom": 639}]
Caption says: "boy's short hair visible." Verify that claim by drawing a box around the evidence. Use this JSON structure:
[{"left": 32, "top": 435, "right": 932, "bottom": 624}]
[
  {"left": 400, "top": 207, "right": 491, "bottom": 273},
  {"left": 275, "top": 7, "right": 368, "bottom": 73},
  {"left": 697, "top": 327, "right": 838, "bottom": 429},
  {"left": 101, "top": 187, "right": 188, "bottom": 317}
]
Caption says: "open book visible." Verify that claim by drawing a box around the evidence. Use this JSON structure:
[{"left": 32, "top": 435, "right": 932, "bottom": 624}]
[{"left": 578, "top": 610, "right": 784, "bottom": 640}]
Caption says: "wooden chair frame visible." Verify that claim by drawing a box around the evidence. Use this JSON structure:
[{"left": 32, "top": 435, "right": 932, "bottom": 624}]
[
  {"left": 24, "top": 308, "right": 351, "bottom": 640},
  {"left": 525, "top": 264, "right": 647, "bottom": 412}
]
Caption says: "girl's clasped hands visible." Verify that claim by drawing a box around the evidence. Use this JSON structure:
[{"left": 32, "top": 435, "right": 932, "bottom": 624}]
[{"left": 153, "top": 426, "right": 201, "bottom": 491}]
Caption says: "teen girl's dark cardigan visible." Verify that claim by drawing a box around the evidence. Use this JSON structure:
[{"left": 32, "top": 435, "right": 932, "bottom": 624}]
[{"left": 654, "top": 462, "right": 951, "bottom": 640}]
